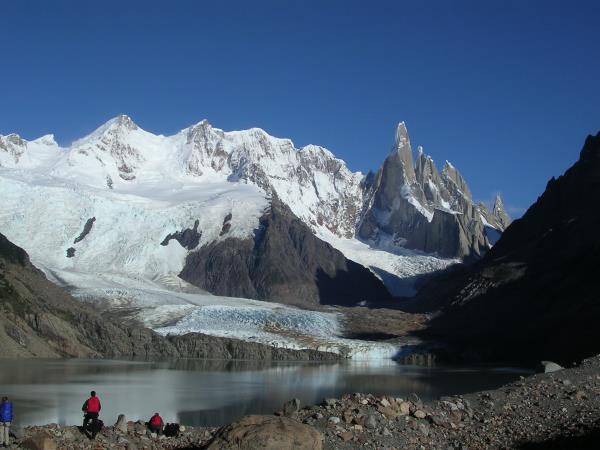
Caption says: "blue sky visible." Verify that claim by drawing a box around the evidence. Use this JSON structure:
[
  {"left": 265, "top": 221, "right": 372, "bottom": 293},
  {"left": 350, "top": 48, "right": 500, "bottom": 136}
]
[{"left": 1, "top": 0, "right": 599, "bottom": 216}]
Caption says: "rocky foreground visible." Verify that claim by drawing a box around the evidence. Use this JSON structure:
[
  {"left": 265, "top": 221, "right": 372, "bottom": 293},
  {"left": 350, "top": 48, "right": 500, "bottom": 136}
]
[{"left": 9, "top": 355, "right": 600, "bottom": 449}]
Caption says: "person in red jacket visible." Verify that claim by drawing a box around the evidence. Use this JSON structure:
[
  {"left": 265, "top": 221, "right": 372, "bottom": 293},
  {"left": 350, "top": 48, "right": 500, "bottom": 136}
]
[
  {"left": 148, "top": 412, "right": 164, "bottom": 435},
  {"left": 82, "top": 391, "right": 101, "bottom": 429}
]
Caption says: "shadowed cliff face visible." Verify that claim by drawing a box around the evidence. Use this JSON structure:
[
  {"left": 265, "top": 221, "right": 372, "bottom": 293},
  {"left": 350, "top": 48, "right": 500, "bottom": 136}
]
[
  {"left": 0, "top": 233, "right": 338, "bottom": 361},
  {"left": 418, "top": 132, "right": 600, "bottom": 364},
  {"left": 180, "top": 199, "right": 392, "bottom": 306},
  {"left": 0, "top": 232, "right": 173, "bottom": 358}
]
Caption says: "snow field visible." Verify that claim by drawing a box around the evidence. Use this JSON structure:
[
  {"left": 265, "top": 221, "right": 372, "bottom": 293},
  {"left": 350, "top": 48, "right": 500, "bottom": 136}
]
[{"left": 0, "top": 116, "right": 458, "bottom": 359}]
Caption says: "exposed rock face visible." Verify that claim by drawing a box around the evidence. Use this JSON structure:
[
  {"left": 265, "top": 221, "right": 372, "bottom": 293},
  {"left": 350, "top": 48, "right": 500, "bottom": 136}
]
[
  {"left": 0, "top": 232, "right": 338, "bottom": 360},
  {"left": 359, "top": 123, "right": 427, "bottom": 248},
  {"left": 67, "top": 115, "right": 144, "bottom": 181},
  {"left": 220, "top": 213, "right": 232, "bottom": 236},
  {"left": 160, "top": 219, "right": 202, "bottom": 250},
  {"left": 419, "top": 132, "right": 600, "bottom": 363},
  {"left": 206, "top": 415, "right": 323, "bottom": 450},
  {"left": 359, "top": 123, "right": 508, "bottom": 259},
  {"left": 166, "top": 332, "right": 338, "bottom": 361},
  {"left": 180, "top": 199, "right": 391, "bottom": 306},
  {"left": 0, "top": 134, "right": 27, "bottom": 165},
  {"left": 182, "top": 120, "right": 363, "bottom": 239},
  {"left": 0, "top": 133, "right": 59, "bottom": 168},
  {"left": 73, "top": 217, "right": 96, "bottom": 244},
  {"left": 492, "top": 194, "right": 512, "bottom": 229}
]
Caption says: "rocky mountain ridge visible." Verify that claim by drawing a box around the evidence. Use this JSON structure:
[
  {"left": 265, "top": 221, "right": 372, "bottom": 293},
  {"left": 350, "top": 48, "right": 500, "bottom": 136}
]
[
  {"left": 359, "top": 122, "right": 510, "bottom": 259},
  {"left": 417, "top": 131, "right": 600, "bottom": 363},
  {"left": 0, "top": 116, "right": 508, "bottom": 260}
]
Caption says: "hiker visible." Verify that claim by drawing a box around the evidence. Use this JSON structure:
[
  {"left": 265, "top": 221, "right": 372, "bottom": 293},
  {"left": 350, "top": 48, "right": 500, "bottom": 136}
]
[
  {"left": 148, "top": 412, "right": 164, "bottom": 435},
  {"left": 0, "top": 396, "right": 12, "bottom": 448},
  {"left": 82, "top": 391, "right": 101, "bottom": 429}
]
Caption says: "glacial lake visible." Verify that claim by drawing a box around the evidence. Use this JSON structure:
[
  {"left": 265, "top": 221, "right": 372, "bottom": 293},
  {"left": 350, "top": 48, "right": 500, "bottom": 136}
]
[{"left": 0, "top": 358, "right": 530, "bottom": 427}]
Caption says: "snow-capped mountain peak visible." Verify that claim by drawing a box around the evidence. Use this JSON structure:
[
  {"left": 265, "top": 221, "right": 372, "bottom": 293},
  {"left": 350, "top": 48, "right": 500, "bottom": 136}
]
[
  {"left": 394, "top": 121, "right": 409, "bottom": 148},
  {"left": 0, "top": 131, "right": 62, "bottom": 169},
  {"left": 32, "top": 134, "right": 58, "bottom": 146},
  {"left": 72, "top": 114, "right": 141, "bottom": 146},
  {"left": 0, "top": 116, "right": 509, "bottom": 258}
]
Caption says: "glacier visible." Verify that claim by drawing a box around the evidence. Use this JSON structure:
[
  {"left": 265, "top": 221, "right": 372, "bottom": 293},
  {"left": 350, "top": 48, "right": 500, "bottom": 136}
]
[{"left": 0, "top": 115, "right": 499, "bottom": 358}]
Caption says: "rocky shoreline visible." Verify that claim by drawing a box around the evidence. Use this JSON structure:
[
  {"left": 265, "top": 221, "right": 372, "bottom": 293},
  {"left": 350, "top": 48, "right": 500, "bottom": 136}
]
[{"left": 7, "top": 354, "right": 600, "bottom": 449}]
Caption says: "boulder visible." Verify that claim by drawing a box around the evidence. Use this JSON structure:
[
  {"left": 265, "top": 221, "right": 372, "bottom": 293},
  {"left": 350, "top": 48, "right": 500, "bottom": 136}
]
[
  {"left": 21, "top": 431, "right": 57, "bottom": 450},
  {"left": 541, "top": 361, "right": 564, "bottom": 373},
  {"left": 364, "top": 414, "right": 378, "bottom": 430},
  {"left": 399, "top": 401, "right": 411, "bottom": 415},
  {"left": 414, "top": 410, "right": 427, "bottom": 419},
  {"left": 114, "top": 414, "right": 128, "bottom": 433},
  {"left": 339, "top": 431, "right": 353, "bottom": 442},
  {"left": 133, "top": 421, "right": 147, "bottom": 434},
  {"left": 323, "top": 398, "right": 338, "bottom": 407},
  {"left": 206, "top": 415, "right": 322, "bottom": 450},
  {"left": 283, "top": 398, "right": 301, "bottom": 417},
  {"left": 377, "top": 405, "right": 397, "bottom": 419}
]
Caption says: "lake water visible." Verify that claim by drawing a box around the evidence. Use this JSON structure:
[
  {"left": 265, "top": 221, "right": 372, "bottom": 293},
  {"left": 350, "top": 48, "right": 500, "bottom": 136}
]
[{"left": 0, "top": 358, "right": 530, "bottom": 428}]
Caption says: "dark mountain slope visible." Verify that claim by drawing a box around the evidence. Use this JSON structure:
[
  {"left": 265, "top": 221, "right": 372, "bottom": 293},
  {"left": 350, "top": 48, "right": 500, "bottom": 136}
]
[
  {"left": 0, "top": 233, "right": 337, "bottom": 360},
  {"left": 0, "top": 232, "right": 171, "bottom": 358},
  {"left": 180, "top": 198, "right": 392, "bottom": 306},
  {"left": 418, "top": 132, "right": 600, "bottom": 364}
]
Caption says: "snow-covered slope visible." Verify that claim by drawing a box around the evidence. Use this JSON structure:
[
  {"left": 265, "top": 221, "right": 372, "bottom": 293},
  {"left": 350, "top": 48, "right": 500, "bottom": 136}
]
[{"left": 0, "top": 115, "right": 505, "bottom": 357}]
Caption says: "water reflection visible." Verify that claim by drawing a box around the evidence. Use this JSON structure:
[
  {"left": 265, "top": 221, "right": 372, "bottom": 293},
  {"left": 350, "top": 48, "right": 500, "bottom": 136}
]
[{"left": 0, "top": 358, "right": 530, "bottom": 427}]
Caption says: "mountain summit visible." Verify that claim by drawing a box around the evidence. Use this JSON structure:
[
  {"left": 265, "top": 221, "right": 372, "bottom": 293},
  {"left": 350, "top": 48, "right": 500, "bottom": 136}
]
[
  {"left": 1, "top": 117, "right": 507, "bottom": 260},
  {"left": 359, "top": 125, "right": 507, "bottom": 259},
  {"left": 0, "top": 117, "right": 508, "bottom": 306}
]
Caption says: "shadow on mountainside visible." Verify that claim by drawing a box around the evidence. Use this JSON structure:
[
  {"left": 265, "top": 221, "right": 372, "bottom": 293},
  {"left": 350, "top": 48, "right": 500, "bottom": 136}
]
[
  {"left": 516, "top": 426, "right": 600, "bottom": 450},
  {"left": 412, "top": 131, "right": 600, "bottom": 365}
]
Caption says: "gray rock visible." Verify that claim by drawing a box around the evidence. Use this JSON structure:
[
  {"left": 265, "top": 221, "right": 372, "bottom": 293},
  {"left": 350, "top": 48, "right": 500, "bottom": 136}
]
[
  {"left": 133, "top": 422, "right": 146, "bottom": 434},
  {"left": 418, "top": 422, "right": 430, "bottom": 436},
  {"left": 73, "top": 217, "right": 96, "bottom": 244},
  {"left": 283, "top": 398, "right": 301, "bottom": 417},
  {"left": 414, "top": 410, "right": 427, "bottom": 419},
  {"left": 161, "top": 219, "right": 201, "bottom": 250},
  {"left": 365, "top": 414, "right": 378, "bottom": 429},
  {"left": 114, "top": 414, "right": 128, "bottom": 433},
  {"left": 323, "top": 398, "right": 338, "bottom": 407},
  {"left": 328, "top": 416, "right": 341, "bottom": 424},
  {"left": 542, "top": 361, "right": 564, "bottom": 373}
]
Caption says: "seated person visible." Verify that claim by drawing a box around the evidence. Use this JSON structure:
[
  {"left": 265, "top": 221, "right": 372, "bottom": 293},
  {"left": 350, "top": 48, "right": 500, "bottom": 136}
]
[{"left": 148, "top": 412, "right": 164, "bottom": 435}]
